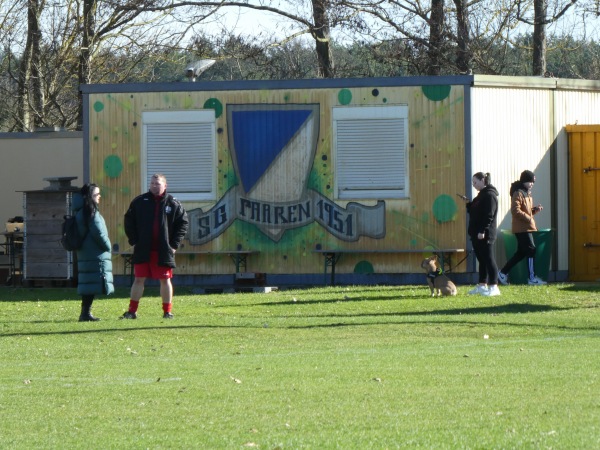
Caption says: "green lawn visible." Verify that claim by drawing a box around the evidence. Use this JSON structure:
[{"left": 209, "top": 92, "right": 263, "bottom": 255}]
[{"left": 1, "top": 283, "right": 599, "bottom": 449}]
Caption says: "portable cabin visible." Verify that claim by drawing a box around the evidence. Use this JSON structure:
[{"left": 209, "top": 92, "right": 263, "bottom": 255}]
[
  {"left": 80, "top": 75, "right": 600, "bottom": 286},
  {"left": 0, "top": 132, "right": 83, "bottom": 286},
  {"left": 0, "top": 131, "right": 83, "bottom": 229}
]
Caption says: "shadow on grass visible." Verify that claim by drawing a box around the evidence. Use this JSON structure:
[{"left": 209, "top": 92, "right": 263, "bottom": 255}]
[
  {"left": 235, "top": 293, "right": 571, "bottom": 308},
  {"left": 221, "top": 290, "right": 435, "bottom": 307},
  {"left": 346, "top": 303, "right": 562, "bottom": 315},
  {"left": 0, "top": 289, "right": 81, "bottom": 302},
  {"left": 252, "top": 303, "right": 573, "bottom": 320},
  {"left": 0, "top": 287, "right": 133, "bottom": 302},
  {"left": 558, "top": 283, "right": 600, "bottom": 292},
  {"left": 3, "top": 303, "right": 594, "bottom": 338}
]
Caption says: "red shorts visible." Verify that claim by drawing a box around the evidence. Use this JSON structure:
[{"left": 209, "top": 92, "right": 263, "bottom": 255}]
[{"left": 134, "top": 251, "right": 173, "bottom": 279}]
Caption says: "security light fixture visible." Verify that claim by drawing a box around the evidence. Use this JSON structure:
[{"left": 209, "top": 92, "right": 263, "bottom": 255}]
[{"left": 185, "top": 59, "right": 216, "bottom": 81}]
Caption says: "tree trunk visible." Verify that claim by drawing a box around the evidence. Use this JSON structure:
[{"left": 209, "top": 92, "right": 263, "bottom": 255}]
[
  {"left": 428, "top": 0, "right": 444, "bottom": 75},
  {"left": 78, "top": 0, "right": 96, "bottom": 130},
  {"left": 17, "top": 0, "right": 43, "bottom": 131},
  {"left": 29, "top": 0, "right": 43, "bottom": 129},
  {"left": 532, "top": 0, "right": 547, "bottom": 76},
  {"left": 312, "top": 0, "right": 335, "bottom": 78},
  {"left": 454, "top": 0, "right": 471, "bottom": 74}
]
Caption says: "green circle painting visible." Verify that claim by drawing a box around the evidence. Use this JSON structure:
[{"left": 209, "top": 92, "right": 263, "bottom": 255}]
[
  {"left": 338, "top": 89, "right": 352, "bottom": 105},
  {"left": 203, "top": 98, "right": 223, "bottom": 118},
  {"left": 104, "top": 155, "right": 123, "bottom": 178},
  {"left": 422, "top": 85, "right": 451, "bottom": 101},
  {"left": 432, "top": 194, "right": 458, "bottom": 223}
]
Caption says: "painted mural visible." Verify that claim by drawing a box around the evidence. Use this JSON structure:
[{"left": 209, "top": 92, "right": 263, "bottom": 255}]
[
  {"left": 187, "top": 103, "right": 385, "bottom": 245},
  {"left": 86, "top": 80, "right": 467, "bottom": 276}
]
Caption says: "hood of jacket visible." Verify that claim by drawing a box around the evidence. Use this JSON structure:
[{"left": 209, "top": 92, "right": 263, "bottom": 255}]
[
  {"left": 71, "top": 192, "right": 84, "bottom": 213},
  {"left": 480, "top": 184, "right": 499, "bottom": 198},
  {"left": 509, "top": 180, "right": 528, "bottom": 196}
]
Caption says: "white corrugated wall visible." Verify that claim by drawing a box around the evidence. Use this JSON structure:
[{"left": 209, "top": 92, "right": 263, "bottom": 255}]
[
  {"left": 471, "top": 77, "right": 600, "bottom": 275},
  {"left": 471, "top": 86, "right": 554, "bottom": 269}
]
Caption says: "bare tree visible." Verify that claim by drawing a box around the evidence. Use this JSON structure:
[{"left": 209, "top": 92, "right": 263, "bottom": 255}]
[
  {"left": 17, "top": 0, "right": 43, "bottom": 131},
  {"left": 533, "top": 0, "right": 548, "bottom": 74},
  {"left": 428, "top": 0, "right": 445, "bottom": 74},
  {"left": 2, "top": 0, "right": 600, "bottom": 133},
  {"left": 78, "top": 0, "right": 95, "bottom": 129},
  {"left": 149, "top": 1, "right": 367, "bottom": 78},
  {"left": 1, "top": 2, "right": 25, "bottom": 130},
  {"left": 1, "top": 0, "right": 198, "bottom": 131},
  {"left": 313, "top": 0, "right": 335, "bottom": 77},
  {"left": 516, "top": 0, "right": 579, "bottom": 75},
  {"left": 453, "top": 0, "right": 471, "bottom": 73},
  {"left": 74, "top": 0, "right": 193, "bottom": 128}
]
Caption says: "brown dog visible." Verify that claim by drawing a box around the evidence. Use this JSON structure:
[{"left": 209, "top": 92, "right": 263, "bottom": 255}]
[{"left": 421, "top": 255, "right": 457, "bottom": 297}]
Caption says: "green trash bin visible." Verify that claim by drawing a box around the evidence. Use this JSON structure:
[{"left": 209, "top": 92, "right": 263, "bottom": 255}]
[{"left": 500, "top": 229, "right": 553, "bottom": 284}]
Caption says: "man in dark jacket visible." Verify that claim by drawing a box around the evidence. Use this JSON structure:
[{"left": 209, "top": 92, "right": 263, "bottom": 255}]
[{"left": 121, "top": 173, "right": 189, "bottom": 319}]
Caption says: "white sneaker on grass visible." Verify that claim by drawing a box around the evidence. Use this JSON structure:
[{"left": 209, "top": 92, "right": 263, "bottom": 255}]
[
  {"left": 483, "top": 285, "right": 501, "bottom": 296},
  {"left": 497, "top": 271, "right": 509, "bottom": 285},
  {"left": 468, "top": 285, "right": 488, "bottom": 295},
  {"left": 528, "top": 276, "right": 547, "bottom": 286}
]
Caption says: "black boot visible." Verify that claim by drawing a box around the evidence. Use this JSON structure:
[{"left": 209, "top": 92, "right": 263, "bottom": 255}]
[
  {"left": 79, "top": 313, "right": 100, "bottom": 322},
  {"left": 79, "top": 295, "right": 100, "bottom": 322}
]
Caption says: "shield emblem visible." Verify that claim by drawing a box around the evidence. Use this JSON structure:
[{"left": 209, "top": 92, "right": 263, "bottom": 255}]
[{"left": 228, "top": 104, "right": 320, "bottom": 239}]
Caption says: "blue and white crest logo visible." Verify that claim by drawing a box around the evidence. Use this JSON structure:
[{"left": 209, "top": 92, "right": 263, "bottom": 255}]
[
  {"left": 230, "top": 104, "right": 319, "bottom": 199},
  {"left": 187, "top": 104, "right": 385, "bottom": 244},
  {"left": 229, "top": 104, "right": 319, "bottom": 240}
]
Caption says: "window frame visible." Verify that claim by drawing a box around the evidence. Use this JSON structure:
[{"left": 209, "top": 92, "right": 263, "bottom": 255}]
[
  {"left": 333, "top": 105, "right": 409, "bottom": 200},
  {"left": 141, "top": 110, "right": 216, "bottom": 201}
]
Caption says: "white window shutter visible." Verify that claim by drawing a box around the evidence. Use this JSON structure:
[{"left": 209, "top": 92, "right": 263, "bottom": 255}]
[
  {"left": 146, "top": 123, "right": 213, "bottom": 193},
  {"left": 334, "top": 106, "right": 408, "bottom": 199},
  {"left": 142, "top": 111, "right": 216, "bottom": 201}
]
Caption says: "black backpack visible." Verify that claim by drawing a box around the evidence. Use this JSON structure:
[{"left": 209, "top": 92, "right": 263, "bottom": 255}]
[{"left": 60, "top": 215, "right": 88, "bottom": 251}]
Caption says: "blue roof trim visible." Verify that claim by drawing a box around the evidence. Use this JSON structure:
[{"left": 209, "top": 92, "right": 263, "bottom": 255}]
[
  {"left": 80, "top": 75, "right": 475, "bottom": 94},
  {"left": 0, "top": 131, "right": 82, "bottom": 139}
]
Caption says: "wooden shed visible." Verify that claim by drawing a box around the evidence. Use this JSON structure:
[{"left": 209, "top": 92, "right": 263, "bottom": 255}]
[
  {"left": 80, "top": 75, "right": 600, "bottom": 286},
  {"left": 21, "top": 177, "right": 79, "bottom": 283}
]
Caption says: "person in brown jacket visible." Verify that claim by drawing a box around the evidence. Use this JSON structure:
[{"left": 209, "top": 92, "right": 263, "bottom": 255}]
[{"left": 498, "top": 170, "right": 547, "bottom": 286}]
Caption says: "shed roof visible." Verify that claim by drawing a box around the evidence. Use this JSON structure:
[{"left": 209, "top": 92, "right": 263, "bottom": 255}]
[
  {"left": 80, "top": 75, "right": 474, "bottom": 94},
  {"left": 80, "top": 75, "right": 600, "bottom": 95}
]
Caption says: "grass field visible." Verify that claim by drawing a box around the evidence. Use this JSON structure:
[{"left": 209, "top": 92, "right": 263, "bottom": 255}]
[{"left": 1, "top": 282, "right": 599, "bottom": 449}]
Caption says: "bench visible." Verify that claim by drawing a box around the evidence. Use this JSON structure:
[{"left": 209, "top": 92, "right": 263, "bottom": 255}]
[
  {"left": 113, "top": 250, "right": 259, "bottom": 283},
  {"left": 313, "top": 248, "right": 465, "bottom": 286}
]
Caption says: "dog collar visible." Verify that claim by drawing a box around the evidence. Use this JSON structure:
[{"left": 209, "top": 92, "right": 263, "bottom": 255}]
[{"left": 427, "top": 268, "right": 443, "bottom": 279}]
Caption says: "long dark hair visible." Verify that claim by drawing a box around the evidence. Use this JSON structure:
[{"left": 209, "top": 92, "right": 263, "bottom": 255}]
[
  {"left": 80, "top": 183, "right": 99, "bottom": 224},
  {"left": 473, "top": 172, "right": 491, "bottom": 186}
]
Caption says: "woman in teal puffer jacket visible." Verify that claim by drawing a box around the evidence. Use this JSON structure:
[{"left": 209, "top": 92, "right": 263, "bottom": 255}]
[{"left": 72, "top": 183, "right": 114, "bottom": 321}]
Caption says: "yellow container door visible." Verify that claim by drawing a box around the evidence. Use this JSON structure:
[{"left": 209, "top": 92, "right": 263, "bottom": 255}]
[{"left": 567, "top": 125, "right": 600, "bottom": 281}]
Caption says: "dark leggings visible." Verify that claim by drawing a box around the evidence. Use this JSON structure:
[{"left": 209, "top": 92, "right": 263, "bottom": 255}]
[
  {"left": 472, "top": 238, "right": 499, "bottom": 285},
  {"left": 501, "top": 232, "right": 536, "bottom": 274}
]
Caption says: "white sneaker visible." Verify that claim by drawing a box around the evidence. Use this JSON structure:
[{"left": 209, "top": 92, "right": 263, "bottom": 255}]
[
  {"left": 528, "top": 276, "right": 547, "bottom": 286},
  {"left": 497, "top": 271, "right": 509, "bottom": 285},
  {"left": 483, "top": 285, "right": 501, "bottom": 296},
  {"left": 468, "top": 285, "right": 488, "bottom": 295}
]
